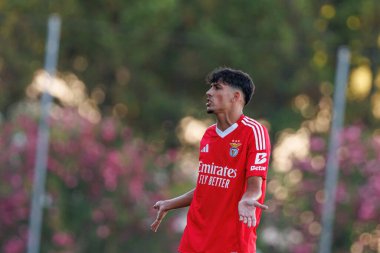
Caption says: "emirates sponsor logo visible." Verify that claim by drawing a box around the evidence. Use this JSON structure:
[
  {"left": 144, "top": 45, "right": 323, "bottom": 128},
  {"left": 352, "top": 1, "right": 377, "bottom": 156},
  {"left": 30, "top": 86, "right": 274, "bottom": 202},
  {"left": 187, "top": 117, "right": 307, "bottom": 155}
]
[
  {"left": 197, "top": 161, "right": 237, "bottom": 189},
  {"left": 198, "top": 161, "right": 237, "bottom": 178}
]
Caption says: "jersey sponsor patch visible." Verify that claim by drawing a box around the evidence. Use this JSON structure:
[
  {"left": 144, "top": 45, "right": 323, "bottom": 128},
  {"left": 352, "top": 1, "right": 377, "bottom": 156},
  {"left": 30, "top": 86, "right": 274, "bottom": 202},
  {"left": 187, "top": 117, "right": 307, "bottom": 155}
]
[
  {"left": 250, "top": 165, "right": 266, "bottom": 171},
  {"left": 198, "top": 161, "right": 237, "bottom": 189},
  {"left": 254, "top": 152, "right": 267, "bottom": 164}
]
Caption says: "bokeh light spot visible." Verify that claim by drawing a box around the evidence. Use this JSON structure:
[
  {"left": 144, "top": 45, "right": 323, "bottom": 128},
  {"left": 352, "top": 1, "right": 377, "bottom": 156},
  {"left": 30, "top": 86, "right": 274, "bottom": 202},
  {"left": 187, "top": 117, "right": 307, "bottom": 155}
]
[
  {"left": 177, "top": 117, "right": 209, "bottom": 145},
  {"left": 348, "top": 65, "right": 372, "bottom": 101},
  {"left": 321, "top": 4, "right": 336, "bottom": 19},
  {"left": 73, "top": 56, "right": 88, "bottom": 72},
  {"left": 300, "top": 211, "right": 314, "bottom": 224},
  {"left": 273, "top": 128, "right": 310, "bottom": 172},
  {"left": 308, "top": 221, "right": 322, "bottom": 236},
  {"left": 347, "top": 16, "right": 361, "bottom": 30},
  {"left": 313, "top": 50, "right": 328, "bottom": 68},
  {"left": 371, "top": 92, "right": 380, "bottom": 119}
]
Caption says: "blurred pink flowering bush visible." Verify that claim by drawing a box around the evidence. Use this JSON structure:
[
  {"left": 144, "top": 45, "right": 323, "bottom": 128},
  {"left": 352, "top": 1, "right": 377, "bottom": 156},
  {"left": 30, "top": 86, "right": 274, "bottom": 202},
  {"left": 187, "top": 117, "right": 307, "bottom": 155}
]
[
  {"left": 263, "top": 124, "right": 380, "bottom": 253},
  {"left": 0, "top": 106, "right": 179, "bottom": 253}
]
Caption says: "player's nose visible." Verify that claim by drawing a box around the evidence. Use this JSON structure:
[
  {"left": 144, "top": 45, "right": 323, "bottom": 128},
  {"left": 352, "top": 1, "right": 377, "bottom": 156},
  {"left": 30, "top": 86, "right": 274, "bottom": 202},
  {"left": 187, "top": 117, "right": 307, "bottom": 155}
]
[{"left": 206, "top": 88, "right": 212, "bottom": 97}]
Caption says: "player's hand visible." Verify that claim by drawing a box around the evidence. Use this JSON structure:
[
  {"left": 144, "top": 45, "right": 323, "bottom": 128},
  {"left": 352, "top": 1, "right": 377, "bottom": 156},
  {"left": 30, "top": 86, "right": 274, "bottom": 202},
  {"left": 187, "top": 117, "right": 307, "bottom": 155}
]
[
  {"left": 151, "top": 200, "right": 169, "bottom": 232},
  {"left": 238, "top": 198, "right": 268, "bottom": 228}
]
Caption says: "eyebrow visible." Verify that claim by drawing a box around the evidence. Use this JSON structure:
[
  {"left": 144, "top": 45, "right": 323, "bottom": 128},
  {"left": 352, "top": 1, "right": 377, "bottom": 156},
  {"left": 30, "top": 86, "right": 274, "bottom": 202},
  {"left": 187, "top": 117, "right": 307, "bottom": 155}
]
[{"left": 211, "top": 82, "right": 223, "bottom": 87}]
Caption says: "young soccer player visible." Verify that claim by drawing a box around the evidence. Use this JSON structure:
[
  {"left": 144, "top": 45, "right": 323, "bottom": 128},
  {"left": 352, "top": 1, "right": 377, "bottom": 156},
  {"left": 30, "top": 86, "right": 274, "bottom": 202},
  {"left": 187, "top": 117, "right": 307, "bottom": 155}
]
[{"left": 151, "top": 67, "right": 271, "bottom": 253}]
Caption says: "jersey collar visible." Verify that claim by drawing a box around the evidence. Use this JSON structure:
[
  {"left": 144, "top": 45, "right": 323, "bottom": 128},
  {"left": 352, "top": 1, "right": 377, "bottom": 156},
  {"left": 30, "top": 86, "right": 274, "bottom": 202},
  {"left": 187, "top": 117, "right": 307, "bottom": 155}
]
[{"left": 215, "top": 114, "right": 244, "bottom": 138}]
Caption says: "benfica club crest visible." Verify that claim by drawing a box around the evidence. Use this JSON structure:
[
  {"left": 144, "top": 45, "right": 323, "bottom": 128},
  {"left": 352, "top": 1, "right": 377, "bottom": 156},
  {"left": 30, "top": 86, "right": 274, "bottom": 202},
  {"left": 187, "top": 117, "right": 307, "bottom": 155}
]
[{"left": 229, "top": 141, "right": 242, "bottom": 157}]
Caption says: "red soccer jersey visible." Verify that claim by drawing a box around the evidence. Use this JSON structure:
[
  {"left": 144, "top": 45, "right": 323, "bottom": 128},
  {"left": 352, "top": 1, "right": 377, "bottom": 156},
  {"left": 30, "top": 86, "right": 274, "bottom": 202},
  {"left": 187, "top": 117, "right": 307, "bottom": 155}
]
[{"left": 178, "top": 115, "right": 271, "bottom": 253}]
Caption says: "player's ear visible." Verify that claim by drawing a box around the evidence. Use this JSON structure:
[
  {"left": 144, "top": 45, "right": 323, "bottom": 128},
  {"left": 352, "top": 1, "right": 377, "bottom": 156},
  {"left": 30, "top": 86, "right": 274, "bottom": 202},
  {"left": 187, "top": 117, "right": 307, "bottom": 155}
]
[{"left": 233, "top": 90, "right": 243, "bottom": 103}]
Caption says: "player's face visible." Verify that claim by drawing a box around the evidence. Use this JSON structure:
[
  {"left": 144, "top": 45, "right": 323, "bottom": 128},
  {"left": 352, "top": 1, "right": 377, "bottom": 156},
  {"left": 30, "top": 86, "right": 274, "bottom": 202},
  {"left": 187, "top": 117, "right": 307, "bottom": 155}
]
[{"left": 206, "top": 81, "right": 235, "bottom": 114}]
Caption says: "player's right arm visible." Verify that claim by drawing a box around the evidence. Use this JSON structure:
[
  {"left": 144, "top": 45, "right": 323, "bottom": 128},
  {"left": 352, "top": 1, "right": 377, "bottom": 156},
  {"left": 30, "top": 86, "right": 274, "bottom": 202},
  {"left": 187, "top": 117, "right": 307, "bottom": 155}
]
[{"left": 151, "top": 188, "right": 195, "bottom": 232}]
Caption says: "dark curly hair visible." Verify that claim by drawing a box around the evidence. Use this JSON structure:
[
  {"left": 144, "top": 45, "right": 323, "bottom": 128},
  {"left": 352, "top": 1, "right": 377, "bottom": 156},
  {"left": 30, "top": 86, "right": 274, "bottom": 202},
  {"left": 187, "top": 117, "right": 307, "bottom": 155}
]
[{"left": 206, "top": 67, "right": 255, "bottom": 105}]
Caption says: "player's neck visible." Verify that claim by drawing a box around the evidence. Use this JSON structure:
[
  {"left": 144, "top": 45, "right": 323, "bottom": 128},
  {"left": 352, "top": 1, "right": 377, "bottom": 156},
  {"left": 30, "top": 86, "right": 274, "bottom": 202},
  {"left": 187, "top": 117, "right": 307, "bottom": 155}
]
[{"left": 215, "top": 108, "right": 243, "bottom": 131}]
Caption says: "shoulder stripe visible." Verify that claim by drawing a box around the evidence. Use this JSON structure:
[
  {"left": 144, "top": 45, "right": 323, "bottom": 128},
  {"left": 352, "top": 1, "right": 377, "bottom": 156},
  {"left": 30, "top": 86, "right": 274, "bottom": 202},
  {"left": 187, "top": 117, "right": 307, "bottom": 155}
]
[
  {"left": 242, "top": 120, "right": 260, "bottom": 150},
  {"left": 243, "top": 117, "right": 266, "bottom": 150},
  {"left": 242, "top": 119, "right": 265, "bottom": 150},
  {"left": 243, "top": 119, "right": 264, "bottom": 150},
  {"left": 242, "top": 117, "right": 266, "bottom": 150}
]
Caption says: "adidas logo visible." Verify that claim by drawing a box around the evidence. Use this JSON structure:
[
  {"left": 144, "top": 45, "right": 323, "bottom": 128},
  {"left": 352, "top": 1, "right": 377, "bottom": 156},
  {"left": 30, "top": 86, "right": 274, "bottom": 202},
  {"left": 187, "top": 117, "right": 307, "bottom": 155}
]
[{"left": 201, "top": 144, "right": 209, "bottom": 153}]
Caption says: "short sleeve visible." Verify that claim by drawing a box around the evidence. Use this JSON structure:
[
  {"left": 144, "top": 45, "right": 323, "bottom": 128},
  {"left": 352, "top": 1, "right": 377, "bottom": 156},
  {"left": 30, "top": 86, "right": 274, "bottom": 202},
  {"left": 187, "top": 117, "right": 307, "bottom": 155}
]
[{"left": 245, "top": 124, "right": 271, "bottom": 179}]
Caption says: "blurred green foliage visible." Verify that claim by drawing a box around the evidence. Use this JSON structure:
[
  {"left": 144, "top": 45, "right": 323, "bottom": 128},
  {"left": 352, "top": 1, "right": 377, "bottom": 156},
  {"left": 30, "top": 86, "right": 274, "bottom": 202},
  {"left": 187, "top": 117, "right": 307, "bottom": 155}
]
[{"left": 1, "top": 0, "right": 379, "bottom": 142}]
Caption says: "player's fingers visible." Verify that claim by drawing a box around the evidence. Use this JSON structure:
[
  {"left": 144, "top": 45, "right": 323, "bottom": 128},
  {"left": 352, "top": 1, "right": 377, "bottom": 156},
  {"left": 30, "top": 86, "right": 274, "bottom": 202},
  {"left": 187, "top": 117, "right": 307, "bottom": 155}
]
[
  {"left": 254, "top": 202, "right": 268, "bottom": 210},
  {"left": 152, "top": 222, "right": 160, "bottom": 232},
  {"left": 252, "top": 217, "right": 257, "bottom": 227},
  {"left": 239, "top": 215, "right": 244, "bottom": 221},
  {"left": 156, "top": 210, "right": 164, "bottom": 221},
  {"left": 151, "top": 219, "right": 160, "bottom": 232},
  {"left": 153, "top": 211, "right": 166, "bottom": 231},
  {"left": 152, "top": 212, "right": 166, "bottom": 231},
  {"left": 247, "top": 217, "right": 252, "bottom": 227},
  {"left": 243, "top": 217, "right": 248, "bottom": 224}
]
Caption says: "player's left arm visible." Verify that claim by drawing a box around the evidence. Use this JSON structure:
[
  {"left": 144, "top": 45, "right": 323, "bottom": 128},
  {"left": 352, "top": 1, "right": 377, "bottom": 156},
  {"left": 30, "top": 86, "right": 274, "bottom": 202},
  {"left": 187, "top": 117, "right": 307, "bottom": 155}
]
[
  {"left": 239, "top": 122, "right": 271, "bottom": 227},
  {"left": 238, "top": 176, "right": 268, "bottom": 228}
]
